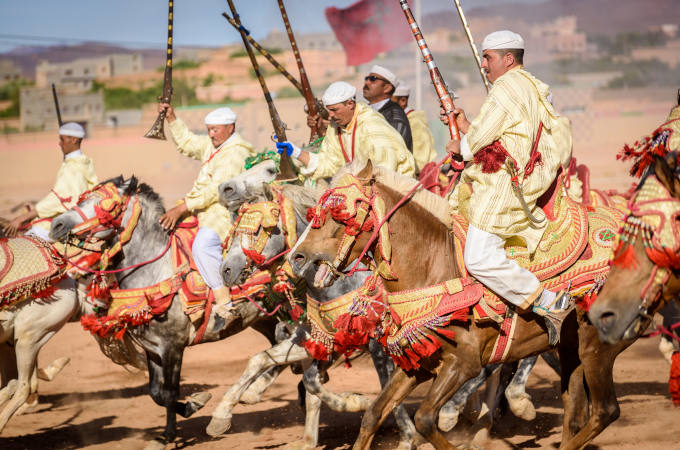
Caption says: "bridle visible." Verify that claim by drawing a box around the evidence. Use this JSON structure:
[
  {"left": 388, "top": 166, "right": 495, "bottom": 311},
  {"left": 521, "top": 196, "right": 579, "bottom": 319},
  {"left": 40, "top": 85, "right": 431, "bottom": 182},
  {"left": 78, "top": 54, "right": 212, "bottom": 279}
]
[
  {"left": 610, "top": 174, "right": 680, "bottom": 336},
  {"left": 306, "top": 173, "right": 396, "bottom": 285}
]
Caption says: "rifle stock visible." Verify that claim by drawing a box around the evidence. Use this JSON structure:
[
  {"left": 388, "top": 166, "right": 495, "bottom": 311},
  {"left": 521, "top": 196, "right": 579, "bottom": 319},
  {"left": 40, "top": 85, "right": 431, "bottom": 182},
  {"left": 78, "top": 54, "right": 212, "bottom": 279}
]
[{"left": 144, "top": 0, "right": 174, "bottom": 140}]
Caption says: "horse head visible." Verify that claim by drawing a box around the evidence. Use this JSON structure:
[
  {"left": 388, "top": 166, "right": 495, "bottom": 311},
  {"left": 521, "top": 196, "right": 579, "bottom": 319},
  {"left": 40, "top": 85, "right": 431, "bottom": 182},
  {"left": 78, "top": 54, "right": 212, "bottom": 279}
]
[
  {"left": 218, "top": 159, "right": 278, "bottom": 213},
  {"left": 291, "top": 160, "right": 378, "bottom": 289},
  {"left": 589, "top": 151, "right": 680, "bottom": 344}
]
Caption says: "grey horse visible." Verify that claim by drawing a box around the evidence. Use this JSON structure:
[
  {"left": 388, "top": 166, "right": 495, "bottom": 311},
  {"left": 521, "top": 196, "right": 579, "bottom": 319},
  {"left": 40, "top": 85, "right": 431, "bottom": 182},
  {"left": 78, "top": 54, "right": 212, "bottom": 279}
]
[{"left": 50, "top": 176, "right": 286, "bottom": 449}]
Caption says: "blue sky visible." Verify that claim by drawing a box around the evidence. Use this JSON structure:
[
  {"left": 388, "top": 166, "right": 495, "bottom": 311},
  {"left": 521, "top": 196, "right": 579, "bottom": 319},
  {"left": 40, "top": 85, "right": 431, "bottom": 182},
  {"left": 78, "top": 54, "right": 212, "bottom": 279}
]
[{"left": 0, "top": 0, "right": 538, "bottom": 52}]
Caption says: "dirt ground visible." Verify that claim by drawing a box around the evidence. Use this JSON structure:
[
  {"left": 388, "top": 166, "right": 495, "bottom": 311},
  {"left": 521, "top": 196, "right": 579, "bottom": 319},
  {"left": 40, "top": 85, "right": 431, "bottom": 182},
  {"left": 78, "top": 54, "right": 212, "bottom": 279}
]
[
  {"left": 0, "top": 324, "right": 679, "bottom": 449},
  {"left": 2, "top": 100, "right": 680, "bottom": 448}
]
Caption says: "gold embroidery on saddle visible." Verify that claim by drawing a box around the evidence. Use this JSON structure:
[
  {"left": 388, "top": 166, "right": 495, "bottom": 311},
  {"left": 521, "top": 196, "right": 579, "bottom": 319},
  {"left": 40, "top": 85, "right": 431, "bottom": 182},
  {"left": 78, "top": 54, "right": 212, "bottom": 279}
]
[
  {"left": 304, "top": 289, "right": 357, "bottom": 361},
  {"left": 0, "top": 236, "right": 66, "bottom": 308}
]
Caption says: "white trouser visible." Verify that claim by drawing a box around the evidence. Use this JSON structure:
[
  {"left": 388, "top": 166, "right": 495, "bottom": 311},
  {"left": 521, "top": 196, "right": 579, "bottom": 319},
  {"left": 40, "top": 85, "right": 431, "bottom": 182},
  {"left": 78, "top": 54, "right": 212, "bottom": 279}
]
[
  {"left": 192, "top": 227, "right": 225, "bottom": 290},
  {"left": 26, "top": 225, "right": 53, "bottom": 242},
  {"left": 464, "top": 224, "right": 542, "bottom": 308}
]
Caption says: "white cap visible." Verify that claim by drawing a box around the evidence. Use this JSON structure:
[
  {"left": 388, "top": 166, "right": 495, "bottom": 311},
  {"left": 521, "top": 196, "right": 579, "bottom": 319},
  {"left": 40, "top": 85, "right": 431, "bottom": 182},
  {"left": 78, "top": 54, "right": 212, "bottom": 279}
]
[
  {"left": 481, "top": 30, "right": 524, "bottom": 51},
  {"left": 393, "top": 83, "right": 410, "bottom": 97},
  {"left": 59, "top": 122, "right": 85, "bottom": 139},
  {"left": 322, "top": 81, "right": 357, "bottom": 106},
  {"left": 204, "top": 107, "right": 237, "bottom": 125},
  {"left": 369, "top": 65, "right": 399, "bottom": 88}
]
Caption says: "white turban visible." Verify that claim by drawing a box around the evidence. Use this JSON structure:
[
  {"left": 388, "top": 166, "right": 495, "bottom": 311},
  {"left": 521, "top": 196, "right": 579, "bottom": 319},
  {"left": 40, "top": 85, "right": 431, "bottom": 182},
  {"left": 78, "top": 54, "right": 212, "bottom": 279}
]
[
  {"left": 482, "top": 30, "right": 524, "bottom": 51},
  {"left": 369, "top": 65, "right": 399, "bottom": 87},
  {"left": 393, "top": 83, "right": 410, "bottom": 97},
  {"left": 322, "top": 81, "right": 357, "bottom": 106},
  {"left": 205, "top": 107, "right": 236, "bottom": 125},
  {"left": 59, "top": 122, "right": 85, "bottom": 139}
]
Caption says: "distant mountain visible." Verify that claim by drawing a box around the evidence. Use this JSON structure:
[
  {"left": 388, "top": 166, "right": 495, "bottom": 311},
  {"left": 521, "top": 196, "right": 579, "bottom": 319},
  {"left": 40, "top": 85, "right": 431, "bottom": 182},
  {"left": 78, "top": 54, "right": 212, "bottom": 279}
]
[
  {"left": 0, "top": 43, "right": 165, "bottom": 77},
  {"left": 423, "top": 0, "right": 677, "bottom": 36}
]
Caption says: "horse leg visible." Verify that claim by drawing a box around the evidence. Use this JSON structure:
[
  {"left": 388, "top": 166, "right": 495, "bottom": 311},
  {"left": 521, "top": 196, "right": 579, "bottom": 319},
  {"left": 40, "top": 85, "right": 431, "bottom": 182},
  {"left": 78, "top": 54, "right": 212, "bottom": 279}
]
[
  {"left": 37, "top": 356, "right": 71, "bottom": 381},
  {"left": 505, "top": 355, "right": 538, "bottom": 421},
  {"left": 559, "top": 337, "right": 625, "bottom": 449},
  {"left": 368, "top": 339, "right": 419, "bottom": 449},
  {"left": 438, "top": 364, "right": 498, "bottom": 432},
  {"left": 207, "top": 337, "right": 309, "bottom": 437},
  {"left": 240, "top": 365, "right": 287, "bottom": 404},
  {"left": 303, "top": 359, "right": 373, "bottom": 412},
  {"left": 353, "top": 367, "right": 420, "bottom": 450},
  {"left": 413, "top": 360, "right": 481, "bottom": 450},
  {"left": 287, "top": 388, "right": 322, "bottom": 450},
  {"left": 0, "top": 331, "right": 48, "bottom": 432}
]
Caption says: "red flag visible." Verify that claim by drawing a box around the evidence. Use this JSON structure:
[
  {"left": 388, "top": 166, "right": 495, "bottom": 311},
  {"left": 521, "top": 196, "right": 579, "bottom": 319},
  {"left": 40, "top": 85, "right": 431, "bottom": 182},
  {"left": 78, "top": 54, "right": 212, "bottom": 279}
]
[{"left": 325, "top": 0, "right": 413, "bottom": 66}]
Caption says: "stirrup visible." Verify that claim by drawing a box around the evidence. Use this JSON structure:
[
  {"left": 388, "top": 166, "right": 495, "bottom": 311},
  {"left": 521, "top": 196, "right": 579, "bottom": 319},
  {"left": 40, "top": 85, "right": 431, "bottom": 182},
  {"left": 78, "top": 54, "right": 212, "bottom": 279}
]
[
  {"left": 533, "top": 291, "right": 574, "bottom": 346},
  {"left": 212, "top": 303, "right": 237, "bottom": 332}
]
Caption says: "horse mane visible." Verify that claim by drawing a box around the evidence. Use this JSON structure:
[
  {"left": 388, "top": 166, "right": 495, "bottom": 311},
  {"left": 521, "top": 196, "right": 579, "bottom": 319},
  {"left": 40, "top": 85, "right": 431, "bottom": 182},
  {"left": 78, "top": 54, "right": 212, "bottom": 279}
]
[
  {"left": 280, "top": 183, "right": 325, "bottom": 219},
  {"left": 333, "top": 160, "right": 452, "bottom": 228}
]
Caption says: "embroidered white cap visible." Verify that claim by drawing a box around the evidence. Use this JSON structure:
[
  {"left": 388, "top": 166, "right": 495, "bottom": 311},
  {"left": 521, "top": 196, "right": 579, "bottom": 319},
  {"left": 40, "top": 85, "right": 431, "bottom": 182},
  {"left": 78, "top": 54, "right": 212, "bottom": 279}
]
[
  {"left": 59, "top": 122, "right": 85, "bottom": 139},
  {"left": 204, "top": 107, "right": 237, "bottom": 125},
  {"left": 481, "top": 30, "right": 525, "bottom": 50},
  {"left": 322, "top": 81, "right": 357, "bottom": 106},
  {"left": 369, "top": 65, "right": 399, "bottom": 88},
  {"left": 393, "top": 83, "right": 410, "bottom": 97}
]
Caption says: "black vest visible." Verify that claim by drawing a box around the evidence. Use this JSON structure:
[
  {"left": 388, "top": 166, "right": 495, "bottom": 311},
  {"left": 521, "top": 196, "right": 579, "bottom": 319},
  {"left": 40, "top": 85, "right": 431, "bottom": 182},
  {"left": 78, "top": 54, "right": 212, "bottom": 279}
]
[{"left": 377, "top": 100, "right": 413, "bottom": 152}]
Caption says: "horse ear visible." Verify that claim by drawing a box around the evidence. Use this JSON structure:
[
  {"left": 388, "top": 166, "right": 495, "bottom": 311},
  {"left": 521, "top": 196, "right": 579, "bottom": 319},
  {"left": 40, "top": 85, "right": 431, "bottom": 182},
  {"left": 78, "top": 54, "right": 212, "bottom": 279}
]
[
  {"left": 654, "top": 154, "right": 680, "bottom": 198},
  {"left": 126, "top": 176, "right": 139, "bottom": 195},
  {"left": 262, "top": 182, "right": 274, "bottom": 201},
  {"left": 357, "top": 159, "right": 373, "bottom": 179}
]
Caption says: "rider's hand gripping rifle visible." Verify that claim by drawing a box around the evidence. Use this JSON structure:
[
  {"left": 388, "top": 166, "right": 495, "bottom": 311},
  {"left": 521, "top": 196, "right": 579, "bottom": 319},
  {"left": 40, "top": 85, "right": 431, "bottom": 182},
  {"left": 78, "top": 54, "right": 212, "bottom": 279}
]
[{"left": 144, "top": 0, "right": 174, "bottom": 140}]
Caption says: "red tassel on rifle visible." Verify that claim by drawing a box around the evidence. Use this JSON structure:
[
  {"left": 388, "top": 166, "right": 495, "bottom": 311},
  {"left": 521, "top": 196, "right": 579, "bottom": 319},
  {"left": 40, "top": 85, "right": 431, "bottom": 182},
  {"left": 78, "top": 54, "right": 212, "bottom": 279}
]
[{"left": 670, "top": 352, "right": 680, "bottom": 407}]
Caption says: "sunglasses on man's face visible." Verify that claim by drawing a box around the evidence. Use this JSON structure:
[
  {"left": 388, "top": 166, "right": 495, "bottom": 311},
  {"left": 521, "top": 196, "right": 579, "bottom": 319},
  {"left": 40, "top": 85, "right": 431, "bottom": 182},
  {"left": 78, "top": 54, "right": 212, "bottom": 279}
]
[{"left": 364, "top": 75, "right": 386, "bottom": 83}]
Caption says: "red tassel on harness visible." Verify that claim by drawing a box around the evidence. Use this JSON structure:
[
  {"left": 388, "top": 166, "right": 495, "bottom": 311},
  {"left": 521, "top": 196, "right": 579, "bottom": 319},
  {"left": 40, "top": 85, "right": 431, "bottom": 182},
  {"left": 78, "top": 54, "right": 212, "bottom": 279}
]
[
  {"left": 303, "top": 339, "right": 329, "bottom": 361},
  {"left": 670, "top": 352, "right": 680, "bottom": 406},
  {"left": 611, "top": 243, "right": 638, "bottom": 270}
]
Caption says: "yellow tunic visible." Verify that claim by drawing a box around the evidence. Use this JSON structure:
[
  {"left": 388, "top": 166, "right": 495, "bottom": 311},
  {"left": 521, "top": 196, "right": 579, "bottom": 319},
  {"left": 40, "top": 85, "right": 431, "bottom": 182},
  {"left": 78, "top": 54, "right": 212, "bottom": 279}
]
[
  {"left": 301, "top": 102, "right": 415, "bottom": 180},
  {"left": 33, "top": 152, "right": 99, "bottom": 231},
  {"left": 449, "top": 67, "right": 572, "bottom": 253},
  {"left": 406, "top": 109, "right": 437, "bottom": 173},
  {"left": 169, "top": 119, "right": 257, "bottom": 240}
]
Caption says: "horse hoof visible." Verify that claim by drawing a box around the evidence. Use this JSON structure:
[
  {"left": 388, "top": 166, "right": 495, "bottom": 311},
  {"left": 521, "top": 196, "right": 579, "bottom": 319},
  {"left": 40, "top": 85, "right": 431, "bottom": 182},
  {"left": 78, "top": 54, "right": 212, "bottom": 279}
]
[
  {"left": 659, "top": 338, "right": 675, "bottom": 364},
  {"left": 188, "top": 391, "right": 211, "bottom": 414},
  {"left": 143, "top": 438, "right": 167, "bottom": 450},
  {"left": 339, "top": 392, "right": 372, "bottom": 412},
  {"left": 38, "top": 356, "right": 71, "bottom": 381},
  {"left": 396, "top": 440, "right": 416, "bottom": 450},
  {"left": 206, "top": 416, "right": 232, "bottom": 437},
  {"left": 507, "top": 393, "right": 536, "bottom": 421},
  {"left": 16, "top": 393, "right": 39, "bottom": 416},
  {"left": 438, "top": 406, "right": 461, "bottom": 432},
  {"left": 283, "top": 440, "right": 314, "bottom": 450}
]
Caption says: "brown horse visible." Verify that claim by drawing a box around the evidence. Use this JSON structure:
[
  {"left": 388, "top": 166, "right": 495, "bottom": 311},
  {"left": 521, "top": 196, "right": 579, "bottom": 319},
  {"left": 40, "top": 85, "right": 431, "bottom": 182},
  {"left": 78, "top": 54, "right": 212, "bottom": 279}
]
[
  {"left": 589, "top": 151, "right": 680, "bottom": 344},
  {"left": 291, "top": 160, "right": 632, "bottom": 449}
]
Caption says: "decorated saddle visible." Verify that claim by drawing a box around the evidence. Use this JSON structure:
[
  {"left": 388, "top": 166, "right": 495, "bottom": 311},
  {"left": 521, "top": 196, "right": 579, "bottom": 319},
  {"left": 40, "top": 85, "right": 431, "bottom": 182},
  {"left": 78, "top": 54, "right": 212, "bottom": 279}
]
[
  {"left": 304, "top": 171, "right": 624, "bottom": 371},
  {"left": 0, "top": 236, "right": 66, "bottom": 309}
]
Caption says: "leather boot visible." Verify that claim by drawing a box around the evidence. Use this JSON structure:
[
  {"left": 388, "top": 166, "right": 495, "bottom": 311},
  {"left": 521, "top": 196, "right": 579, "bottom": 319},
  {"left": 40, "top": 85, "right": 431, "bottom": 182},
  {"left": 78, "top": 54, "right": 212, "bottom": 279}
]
[
  {"left": 533, "top": 291, "right": 574, "bottom": 346},
  {"left": 212, "top": 286, "right": 235, "bottom": 331}
]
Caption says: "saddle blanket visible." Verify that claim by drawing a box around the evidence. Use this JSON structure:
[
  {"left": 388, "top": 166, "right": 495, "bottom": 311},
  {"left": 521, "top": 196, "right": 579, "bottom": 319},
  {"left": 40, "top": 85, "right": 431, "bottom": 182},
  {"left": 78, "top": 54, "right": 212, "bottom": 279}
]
[{"left": 0, "top": 236, "right": 66, "bottom": 309}]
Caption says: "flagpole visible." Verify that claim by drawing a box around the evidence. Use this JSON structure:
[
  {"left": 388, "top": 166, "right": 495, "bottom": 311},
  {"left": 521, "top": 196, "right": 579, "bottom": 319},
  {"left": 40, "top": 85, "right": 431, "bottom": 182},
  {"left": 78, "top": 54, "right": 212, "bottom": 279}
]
[{"left": 414, "top": 0, "right": 422, "bottom": 110}]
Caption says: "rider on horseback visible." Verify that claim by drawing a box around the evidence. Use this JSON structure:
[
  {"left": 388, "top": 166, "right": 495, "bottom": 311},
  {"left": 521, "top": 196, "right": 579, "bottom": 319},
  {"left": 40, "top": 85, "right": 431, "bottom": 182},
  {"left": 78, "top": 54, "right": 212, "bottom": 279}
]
[
  {"left": 443, "top": 31, "right": 574, "bottom": 344},
  {"left": 157, "top": 103, "right": 257, "bottom": 324},
  {"left": 3, "top": 122, "right": 99, "bottom": 241}
]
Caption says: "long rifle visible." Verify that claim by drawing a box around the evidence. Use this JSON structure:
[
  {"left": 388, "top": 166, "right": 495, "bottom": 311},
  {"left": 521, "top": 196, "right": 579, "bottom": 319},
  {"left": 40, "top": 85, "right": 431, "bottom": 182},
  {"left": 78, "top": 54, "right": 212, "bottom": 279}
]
[
  {"left": 51, "top": 83, "right": 63, "bottom": 127},
  {"left": 221, "top": 12, "right": 304, "bottom": 95},
  {"left": 399, "top": 0, "right": 461, "bottom": 141},
  {"left": 224, "top": 1, "right": 296, "bottom": 180},
  {"left": 276, "top": 0, "right": 320, "bottom": 143},
  {"left": 144, "top": 0, "right": 174, "bottom": 140},
  {"left": 452, "top": 0, "right": 490, "bottom": 92}
]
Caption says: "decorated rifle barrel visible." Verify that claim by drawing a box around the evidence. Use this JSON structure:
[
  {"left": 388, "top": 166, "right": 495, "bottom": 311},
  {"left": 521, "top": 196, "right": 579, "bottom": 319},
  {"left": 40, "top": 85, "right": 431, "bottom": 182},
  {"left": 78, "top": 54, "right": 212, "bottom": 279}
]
[
  {"left": 452, "top": 0, "right": 490, "bottom": 93},
  {"left": 51, "top": 83, "right": 63, "bottom": 127},
  {"left": 221, "top": 12, "right": 305, "bottom": 95},
  {"left": 277, "top": 0, "right": 321, "bottom": 143},
  {"left": 398, "top": 0, "right": 460, "bottom": 140},
  {"left": 144, "top": 0, "right": 174, "bottom": 140},
  {"left": 224, "top": 1, "right": 296, "bottom": 180}
]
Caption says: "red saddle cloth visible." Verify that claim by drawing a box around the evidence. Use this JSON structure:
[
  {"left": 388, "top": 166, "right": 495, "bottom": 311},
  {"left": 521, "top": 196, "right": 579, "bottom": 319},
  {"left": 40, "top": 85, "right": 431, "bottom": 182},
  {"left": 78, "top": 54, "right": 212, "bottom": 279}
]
[{"left": 0, "top": 236, "right": 66, "bottom": 308}]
